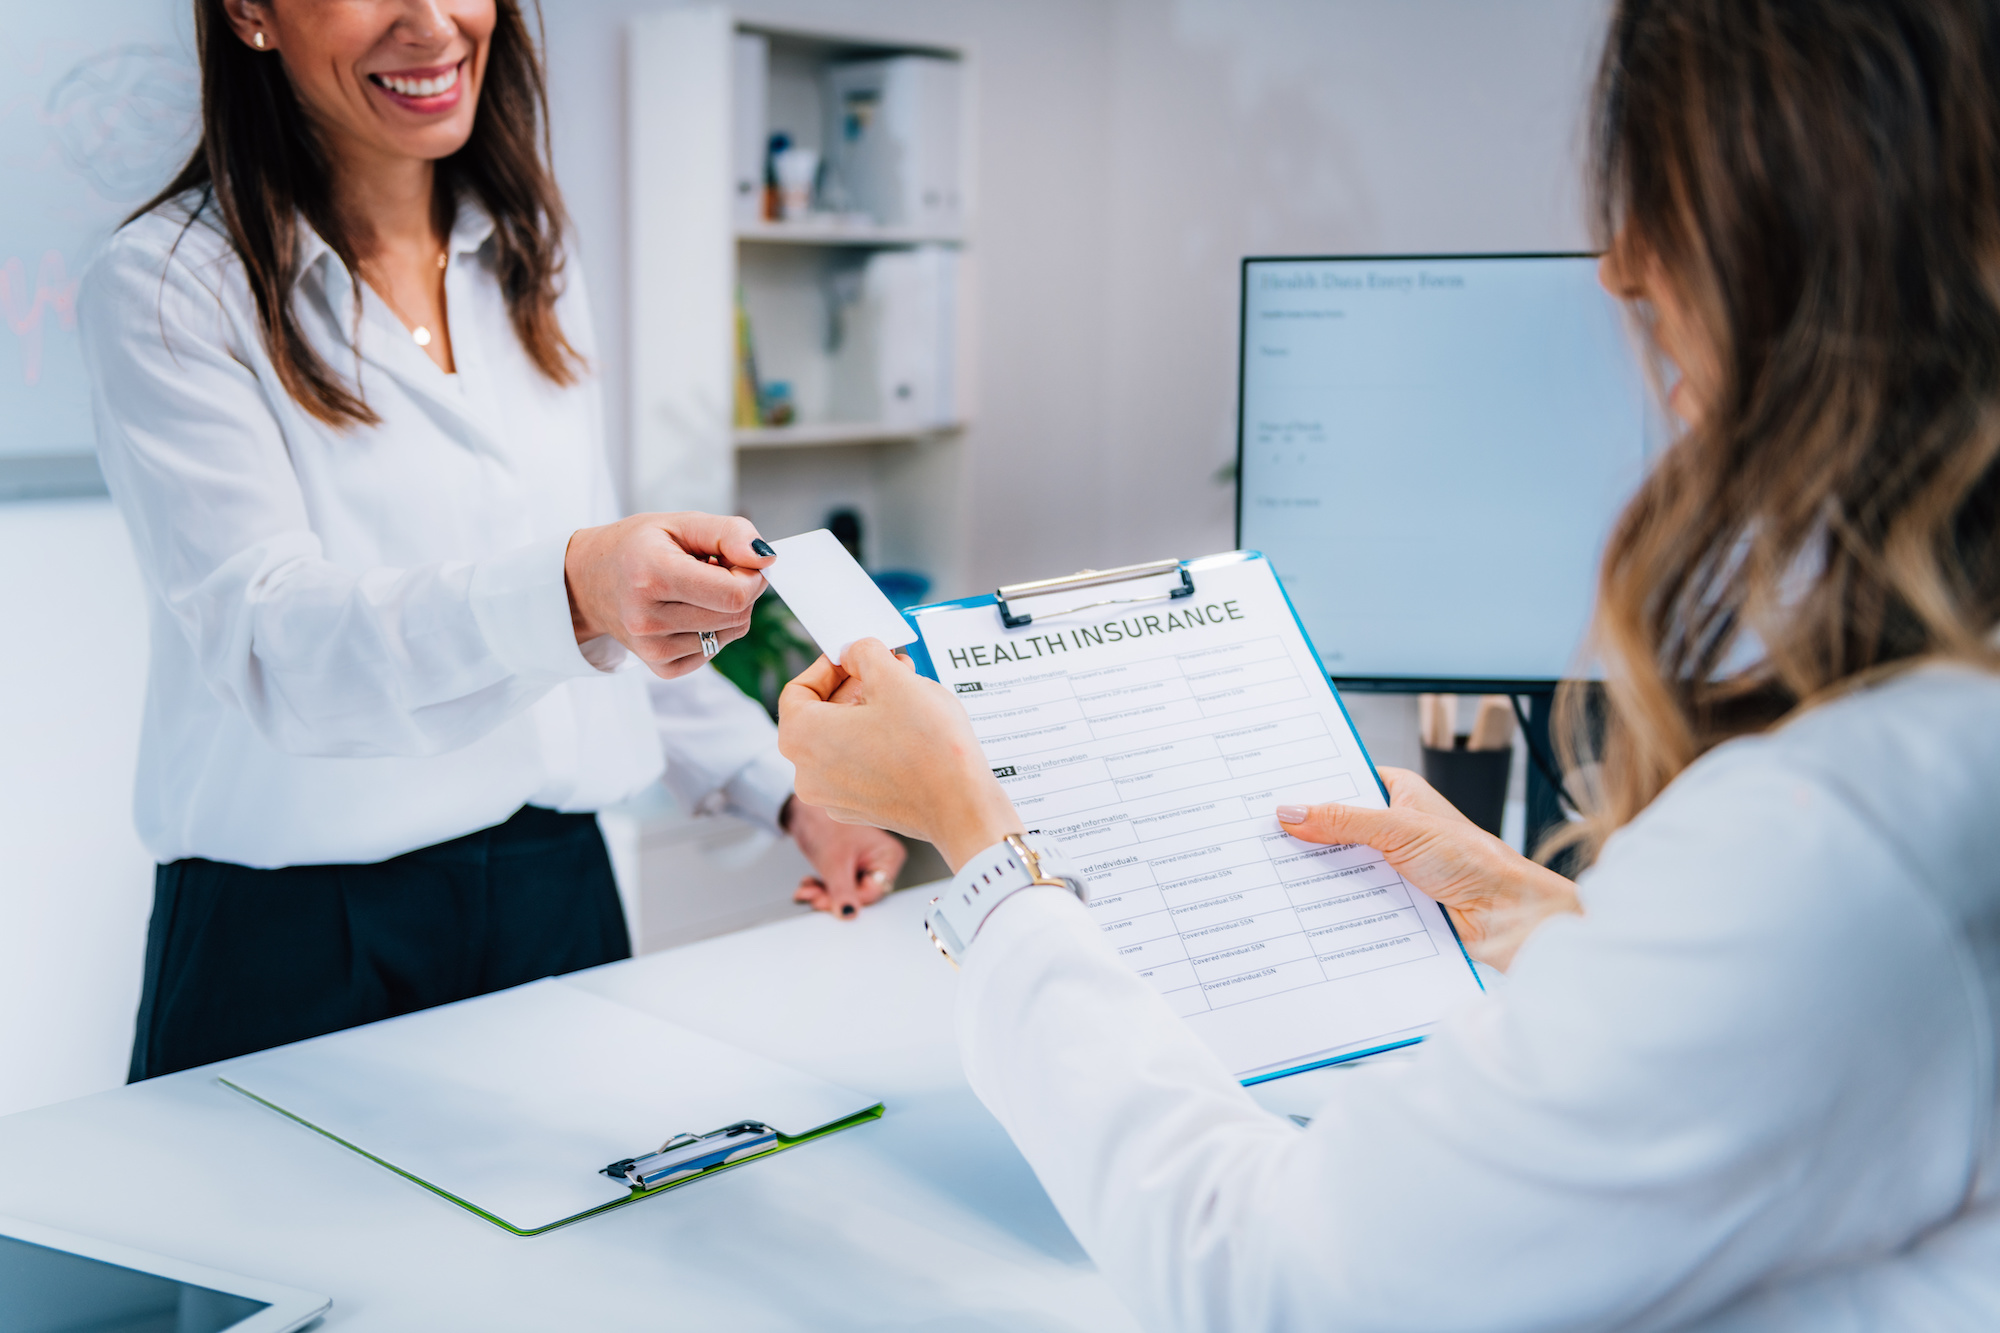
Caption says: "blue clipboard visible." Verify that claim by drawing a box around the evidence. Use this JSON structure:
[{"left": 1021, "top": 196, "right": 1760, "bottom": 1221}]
[{"left": 900, "top": 550, "right": 1484, "bottom": 1084}]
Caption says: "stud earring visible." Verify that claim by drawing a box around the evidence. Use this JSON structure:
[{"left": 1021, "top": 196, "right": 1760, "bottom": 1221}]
[{"left": 253, "top": 31, "right": 266, "bottom": 49}]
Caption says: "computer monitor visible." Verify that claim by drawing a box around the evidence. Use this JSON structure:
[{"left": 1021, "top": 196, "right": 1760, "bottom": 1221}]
[{"left": 1235, "top": 253, "right": 1657, "bottom": 691}]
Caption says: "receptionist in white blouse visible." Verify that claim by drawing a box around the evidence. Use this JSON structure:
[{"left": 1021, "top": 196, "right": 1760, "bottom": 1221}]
[{"left": 80, "top": 0, "right": 903, "bottom": 1081}]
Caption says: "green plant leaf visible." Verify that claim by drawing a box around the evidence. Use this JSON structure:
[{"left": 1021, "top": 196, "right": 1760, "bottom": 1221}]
[{"left": 711, "top": 592, "right": 819, "bottom": 718}]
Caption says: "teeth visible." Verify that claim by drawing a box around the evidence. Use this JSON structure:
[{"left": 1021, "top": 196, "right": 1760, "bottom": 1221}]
[{"left": 376, "top": 65, "right": 458, "bottom": 98}]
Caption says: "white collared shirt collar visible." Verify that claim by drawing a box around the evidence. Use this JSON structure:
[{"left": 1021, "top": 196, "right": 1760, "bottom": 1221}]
[
  {"left": 288, "top": 197, "right": 505, "bottom": 443},
  {"left": 290, "top": 194, "right": 497, "bottom": 288}
]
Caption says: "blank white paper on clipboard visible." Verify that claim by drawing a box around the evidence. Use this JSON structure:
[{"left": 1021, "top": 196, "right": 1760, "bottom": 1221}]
[
  {"left": 906, "top": 551, "right": 1484, "bottom": 1083},
  {"left": 220, "top": 979, "right": 880, "bottom": 1234}
]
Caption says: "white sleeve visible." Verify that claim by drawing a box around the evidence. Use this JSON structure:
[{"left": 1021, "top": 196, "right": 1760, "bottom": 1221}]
[
  {"left": 80, "top": 229, "right": 602, "bottom": 760},
  {"left": 646, "top": 667, "right": 793, "bottom": 834},
  {"left": 956, "top": 748, "right": 1986, "bottom": 1333}
]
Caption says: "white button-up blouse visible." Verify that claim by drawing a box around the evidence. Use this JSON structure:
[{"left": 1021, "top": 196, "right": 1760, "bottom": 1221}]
[
  {"left": 80, "top": 196, "right": 790, "bottom": 868},
  {"left": 958, "top": 666, "right": 2000, "bottom": 1331}
]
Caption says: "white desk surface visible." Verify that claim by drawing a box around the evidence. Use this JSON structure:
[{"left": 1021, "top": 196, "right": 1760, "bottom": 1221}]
[{"left": 0, "top": 884, "right": 1363, "bottom": 1331}]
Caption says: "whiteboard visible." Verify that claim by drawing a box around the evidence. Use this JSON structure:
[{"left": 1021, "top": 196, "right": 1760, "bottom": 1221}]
[{"left": 2, "top": 4, "right": 199, "bottom": 465}]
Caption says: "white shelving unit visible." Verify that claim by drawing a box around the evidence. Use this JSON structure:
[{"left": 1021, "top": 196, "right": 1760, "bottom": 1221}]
[
  {"left": 627, "top": 9, "right": 973, "bottom": 591},
  {"left": 733, "top": 419, "right": 965, "bottom": 449},
  {"left": 735, "top": 221, "right": 962, "bottom": 248},
  {"left": 623, "top": 11, "right": 973, "bottom": 937}
]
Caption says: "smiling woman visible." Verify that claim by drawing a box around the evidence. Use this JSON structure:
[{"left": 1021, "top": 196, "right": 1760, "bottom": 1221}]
[
  {"left": 77, "top": 0, "right": 906, "bottom": 1085},
  {"left": 135, "top": 0, "right": 570, "bottom": 395}
]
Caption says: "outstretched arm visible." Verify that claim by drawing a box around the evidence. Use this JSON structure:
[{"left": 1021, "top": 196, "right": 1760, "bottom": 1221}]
[
  {"left": 776, "top": 643, "right": 1977, "bottom": 1332},
  {"left": 84, "top": 233, "right": 768, "bottom": 758}
]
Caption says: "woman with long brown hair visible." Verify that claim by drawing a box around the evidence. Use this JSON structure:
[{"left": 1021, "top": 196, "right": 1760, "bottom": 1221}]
[
  {"left": 81, "top": 0, "right": 903, "bottom": 1082},
  {"left": 776, "top": 0, "right": 2000, "bottom": 1326}
]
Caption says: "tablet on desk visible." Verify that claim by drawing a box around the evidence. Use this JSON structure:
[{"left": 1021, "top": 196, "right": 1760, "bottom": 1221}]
[{"left": 0, "top": 1214, "right": 330, "bottom": 1333}]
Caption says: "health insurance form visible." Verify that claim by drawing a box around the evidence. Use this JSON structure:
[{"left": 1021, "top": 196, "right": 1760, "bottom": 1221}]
[{"left": 910, "top": 552, "right": 1484, "bottom": 1081}]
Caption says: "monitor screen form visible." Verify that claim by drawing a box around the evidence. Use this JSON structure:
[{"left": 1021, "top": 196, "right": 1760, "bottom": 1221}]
[{"left": 1236, "top": 254, "right": 1655, "bottom": 686}]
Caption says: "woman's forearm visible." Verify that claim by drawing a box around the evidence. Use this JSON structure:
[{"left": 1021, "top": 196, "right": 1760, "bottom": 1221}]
[
  {"left": 930, "top": 790, "right": 1028, "bottom": 870},
  {"left": 184, "top": 534, "right": 597, "bottom": 757},
  {"left": 84, "top": 235, "right": 606, "bottom": 759}
]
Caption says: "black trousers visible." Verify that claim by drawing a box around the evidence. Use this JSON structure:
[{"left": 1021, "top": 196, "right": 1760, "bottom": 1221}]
[{"left": 129, "top": 805, "right": 630, "bottom": 1082}]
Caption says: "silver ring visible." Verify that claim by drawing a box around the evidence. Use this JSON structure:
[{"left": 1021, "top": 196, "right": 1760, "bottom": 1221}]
[{"left": 699, "top": 631, "right": 720, "bottom": 659}]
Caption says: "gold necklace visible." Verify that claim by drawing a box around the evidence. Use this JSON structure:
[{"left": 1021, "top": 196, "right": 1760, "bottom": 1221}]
[
  {"left": 378, "top": 250, "right": 450, "bottom": 348},
  {"left": 410, "top": 250, "right": 448, "bottom": 347}
]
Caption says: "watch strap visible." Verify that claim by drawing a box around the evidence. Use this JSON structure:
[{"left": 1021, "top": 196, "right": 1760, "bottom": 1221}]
[{"left": 925, "top": 833, "right": 1086, "bottom": 966}]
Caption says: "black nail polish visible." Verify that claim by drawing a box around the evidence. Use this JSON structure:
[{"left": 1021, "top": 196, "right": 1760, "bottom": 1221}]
[
  {"left": 840, "top": 904, "right": 856, "bottom": 918},
  {"left": 751, "top": 538, "right": 775, "bottom": 558}
]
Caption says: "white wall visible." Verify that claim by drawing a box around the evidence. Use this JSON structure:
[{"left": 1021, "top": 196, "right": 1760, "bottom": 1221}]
[
  {"left": 1086, "top": 0, "right": 1606, "bottom": 778},
  {"left": 0, "top": 500, "right": 153, "bottom": 1116},
  {"left": 0, "top": 0, "right": 1605, "bottom": 1116},
  {"left": 1094, "top": 0, "right": 1605, "bottom": 568},
  {"left": 545, "top": 0, "right": 1605, "bottom": 590}
]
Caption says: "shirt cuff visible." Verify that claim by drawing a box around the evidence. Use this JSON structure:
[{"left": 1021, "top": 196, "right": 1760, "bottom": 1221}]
[
  {"left": 578, "top": 634, "right": 628, "bottom": 672},
  {"left": 722, "top": 748, "right": 796, "bottom": 835},
  {"left": 469, "top": 533, "right": 618, "bottom": 681}
]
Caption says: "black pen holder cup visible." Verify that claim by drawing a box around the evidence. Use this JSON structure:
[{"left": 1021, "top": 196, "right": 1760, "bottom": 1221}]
[{"left": 1419, "top": 742, "right": 1511, "bottom": 837}]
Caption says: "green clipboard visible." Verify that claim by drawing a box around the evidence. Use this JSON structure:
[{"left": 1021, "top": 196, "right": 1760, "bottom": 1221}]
[{"left": 221, "top": 978, "right": 884, "bottom": 1236}]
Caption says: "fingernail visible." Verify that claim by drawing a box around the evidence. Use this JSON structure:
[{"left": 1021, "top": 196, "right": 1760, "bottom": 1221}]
[
  {"left": 1276, "top": 804, "right": 1309, "bottom": 824},
  {"left": 840, "top": 903, "right": 857, "bottom": 918},
  {"left": 866, "top": 870, "right": 887, "bottom": 883},
  {"left": 751, "top": 538, "right": 775, "bottom": 558}
]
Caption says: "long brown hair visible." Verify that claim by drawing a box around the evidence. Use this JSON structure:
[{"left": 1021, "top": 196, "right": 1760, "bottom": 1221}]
[
  {"left": 1557, "top": 0, "right": 2000, "bottom": 863},
  {"left": 136, "top": 0, "right": 581, "bottom": 427}
]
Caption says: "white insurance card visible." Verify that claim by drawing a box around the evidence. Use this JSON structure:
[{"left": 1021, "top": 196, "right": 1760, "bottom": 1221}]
[
  {"left": 906, "top": 551, "right": 1484, "bottom": 1082},
  {"left": 760, "top": 528, "right": 918, "bottom": 666}
]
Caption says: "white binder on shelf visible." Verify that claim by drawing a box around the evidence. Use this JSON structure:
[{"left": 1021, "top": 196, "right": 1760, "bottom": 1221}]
[
  {"left": 828, "top": 245, "right": 957, "bottom": 427},
  {"left": 824, "top": 56, "right": 963, "bottom": 232},
  {"left": 221, "top": 979, "right": 882, "bottom": 1235},
  {"left": 731, "top": 32, "right": 770, "bottom": 226}
]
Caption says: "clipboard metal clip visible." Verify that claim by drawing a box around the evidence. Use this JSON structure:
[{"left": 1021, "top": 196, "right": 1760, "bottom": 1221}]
[
  {"left": 995, "top": 559, "right": 1195, "bottom": 629},
  {"left": 601, "top": 1120, "right": 778, "bottom": 1190}
]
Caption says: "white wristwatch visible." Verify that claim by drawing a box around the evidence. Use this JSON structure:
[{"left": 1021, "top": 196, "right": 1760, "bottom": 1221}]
[{"left": 924, "top": 832, "right": 1088, "bottom": 967}]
